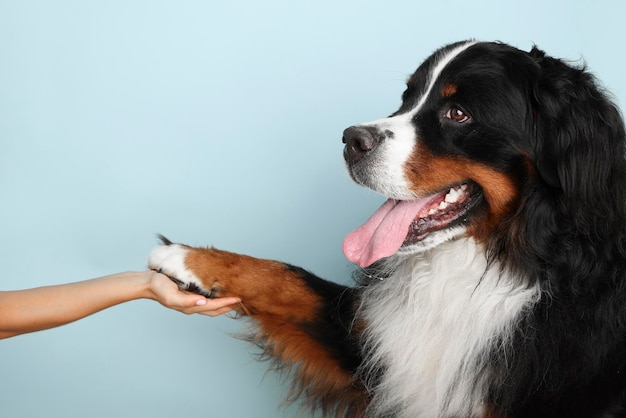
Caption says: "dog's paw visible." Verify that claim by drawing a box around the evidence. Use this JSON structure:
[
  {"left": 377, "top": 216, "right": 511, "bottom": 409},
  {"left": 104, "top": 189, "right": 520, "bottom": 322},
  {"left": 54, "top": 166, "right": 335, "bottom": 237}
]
[{"left": 147, "top": 237, "right": 214, "bottom": 298}]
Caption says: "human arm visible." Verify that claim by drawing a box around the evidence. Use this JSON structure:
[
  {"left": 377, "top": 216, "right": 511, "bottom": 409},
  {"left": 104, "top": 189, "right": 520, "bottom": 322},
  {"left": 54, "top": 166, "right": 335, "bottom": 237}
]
[{"left": 0, "top": 270, "right": 241, "bottom": 339}]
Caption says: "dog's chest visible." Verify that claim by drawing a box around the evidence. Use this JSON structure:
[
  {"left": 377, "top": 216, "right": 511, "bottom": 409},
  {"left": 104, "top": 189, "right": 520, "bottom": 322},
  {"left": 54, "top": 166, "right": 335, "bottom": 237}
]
[{"left": 358, "top": 238, "right": 540, "bottom": 417}]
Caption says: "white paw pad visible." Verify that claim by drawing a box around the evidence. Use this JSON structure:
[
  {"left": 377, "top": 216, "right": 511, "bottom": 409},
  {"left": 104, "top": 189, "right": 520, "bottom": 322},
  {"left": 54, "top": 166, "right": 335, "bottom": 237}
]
[{"left": 147, "top": 244, "right": 205, "bottom": 292}]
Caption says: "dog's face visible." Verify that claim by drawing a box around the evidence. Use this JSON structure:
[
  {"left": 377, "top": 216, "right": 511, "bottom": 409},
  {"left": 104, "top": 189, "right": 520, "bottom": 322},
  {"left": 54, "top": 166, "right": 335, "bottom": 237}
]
[{"left": 342, "top": 41, "right": 541, "bottom": 267}]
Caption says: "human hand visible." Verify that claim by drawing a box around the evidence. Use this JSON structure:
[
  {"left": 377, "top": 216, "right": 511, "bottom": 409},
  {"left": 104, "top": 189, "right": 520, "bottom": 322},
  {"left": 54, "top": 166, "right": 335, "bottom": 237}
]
[{"left": 143, "top": 270, "right": 240, "bottom": 316}]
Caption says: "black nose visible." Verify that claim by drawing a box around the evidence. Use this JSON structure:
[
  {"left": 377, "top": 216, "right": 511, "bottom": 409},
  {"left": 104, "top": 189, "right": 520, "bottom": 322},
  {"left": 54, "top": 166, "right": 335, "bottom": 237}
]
[{"left": 342, "top": 126, "right": 382, "bottom": 163}]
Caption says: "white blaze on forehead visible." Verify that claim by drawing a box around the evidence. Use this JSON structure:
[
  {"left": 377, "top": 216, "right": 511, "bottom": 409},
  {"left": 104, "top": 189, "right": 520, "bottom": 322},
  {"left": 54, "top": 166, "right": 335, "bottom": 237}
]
[
  {"left": 356, "top": 41, "right": 477, "bottom": 199},
  {"left": 405, "top": 40, "right": 477, "bottom": 119}
]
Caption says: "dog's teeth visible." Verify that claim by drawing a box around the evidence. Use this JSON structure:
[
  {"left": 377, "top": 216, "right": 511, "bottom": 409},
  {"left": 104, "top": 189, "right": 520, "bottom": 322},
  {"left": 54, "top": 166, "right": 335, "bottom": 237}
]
[
  {"left": 438, "top": 201, "right": 448, "bottom": 210},
  {"left": 445, "top": 187, "right": 464, "bottom": 203},
  {"left": 428, "top": 208, "right": 438, "bottom": 215}
]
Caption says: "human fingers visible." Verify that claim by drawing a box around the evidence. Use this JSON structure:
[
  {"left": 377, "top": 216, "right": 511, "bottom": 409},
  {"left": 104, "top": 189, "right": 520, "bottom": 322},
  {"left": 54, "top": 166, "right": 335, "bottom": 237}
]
[
  {"left": 147, "top": 271, "right": 209, "bottom": 310},
  {"left": 147, "top": 270, "right": 242, "bottom": 314},
  {"left": 187, "top": 297, "right": 241, "bottom": 316},
  {"left": 193, "top": 297, "right": 241, "bottom": 316},
  {"left": 195, "top": 303, "right": 240, "bottom": 317}
]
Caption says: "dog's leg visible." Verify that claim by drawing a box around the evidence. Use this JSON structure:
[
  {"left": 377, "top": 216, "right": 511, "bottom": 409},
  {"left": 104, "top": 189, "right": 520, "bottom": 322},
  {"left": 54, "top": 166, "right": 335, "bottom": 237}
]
[{"left": 147, "top": 237, "right": 367, "bottom": 416}]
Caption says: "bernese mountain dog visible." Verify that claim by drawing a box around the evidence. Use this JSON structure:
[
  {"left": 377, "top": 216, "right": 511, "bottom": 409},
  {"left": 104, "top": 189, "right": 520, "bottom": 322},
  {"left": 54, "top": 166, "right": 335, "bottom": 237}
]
[{"left": 148, "top": 40, "right": 626, "bottom": 417}]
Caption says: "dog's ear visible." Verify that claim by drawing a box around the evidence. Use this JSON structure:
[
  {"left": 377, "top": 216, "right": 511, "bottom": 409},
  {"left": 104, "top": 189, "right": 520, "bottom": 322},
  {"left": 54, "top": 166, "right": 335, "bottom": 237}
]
[{"left": 530, "top": 48, "right": 626, "bottom": 214}]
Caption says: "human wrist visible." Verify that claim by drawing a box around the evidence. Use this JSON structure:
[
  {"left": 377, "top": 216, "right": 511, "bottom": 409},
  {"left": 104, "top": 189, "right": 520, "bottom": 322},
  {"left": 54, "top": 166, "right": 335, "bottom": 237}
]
[{"left": 140, "top": 270, "right": 160, "bottom": 300}]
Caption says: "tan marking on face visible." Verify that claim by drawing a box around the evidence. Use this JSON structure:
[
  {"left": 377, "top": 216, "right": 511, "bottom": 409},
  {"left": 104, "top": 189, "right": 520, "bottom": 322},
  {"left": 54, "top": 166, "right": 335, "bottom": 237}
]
[{"left": 441, "top": 83, "right": 458, "bottom": 97}]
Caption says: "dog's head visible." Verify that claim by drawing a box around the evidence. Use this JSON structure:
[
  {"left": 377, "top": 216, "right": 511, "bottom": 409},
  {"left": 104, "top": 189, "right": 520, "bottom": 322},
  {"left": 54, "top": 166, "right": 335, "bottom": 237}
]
[{"left": 342, "top": 40, "right": 626, "bottom": 268}]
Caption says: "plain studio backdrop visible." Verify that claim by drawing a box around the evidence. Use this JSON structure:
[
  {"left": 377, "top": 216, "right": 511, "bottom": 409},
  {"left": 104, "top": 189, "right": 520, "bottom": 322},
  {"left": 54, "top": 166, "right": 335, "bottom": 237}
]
[{"left": 1, "top": 1, "right": 625, "bottom": 417}]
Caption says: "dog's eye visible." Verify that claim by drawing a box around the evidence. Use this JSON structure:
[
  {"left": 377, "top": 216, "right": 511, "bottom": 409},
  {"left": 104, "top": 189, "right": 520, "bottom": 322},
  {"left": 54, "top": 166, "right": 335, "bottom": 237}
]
[{"left": 444, "top": 106, "right": 470, "bottom": 123}]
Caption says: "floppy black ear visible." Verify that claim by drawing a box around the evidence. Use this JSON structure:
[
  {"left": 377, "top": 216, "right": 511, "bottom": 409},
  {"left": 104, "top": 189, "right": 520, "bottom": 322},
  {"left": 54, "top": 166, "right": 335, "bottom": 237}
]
[{"left": 530, "top": 47, "right": 626, "bottom": 226}]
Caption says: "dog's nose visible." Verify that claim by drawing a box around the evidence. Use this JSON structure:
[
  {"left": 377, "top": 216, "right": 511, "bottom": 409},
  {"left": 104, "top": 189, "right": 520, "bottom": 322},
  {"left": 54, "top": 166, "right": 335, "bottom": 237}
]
[{"left": 342, "top": 126, "right": 381, "bottom": 163}]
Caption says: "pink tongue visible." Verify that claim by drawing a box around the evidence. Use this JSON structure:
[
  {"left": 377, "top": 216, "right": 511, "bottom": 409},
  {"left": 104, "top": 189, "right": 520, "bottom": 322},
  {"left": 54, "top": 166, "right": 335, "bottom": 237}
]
[{"left": 342, "top": 198, "right": 430, "bottom": 267}]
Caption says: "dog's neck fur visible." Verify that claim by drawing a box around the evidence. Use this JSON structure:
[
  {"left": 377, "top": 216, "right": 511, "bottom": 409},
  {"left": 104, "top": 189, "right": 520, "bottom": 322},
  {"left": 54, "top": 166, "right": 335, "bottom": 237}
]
[{"left": 357, "top": 237, "right": 541, "bottom": 417}]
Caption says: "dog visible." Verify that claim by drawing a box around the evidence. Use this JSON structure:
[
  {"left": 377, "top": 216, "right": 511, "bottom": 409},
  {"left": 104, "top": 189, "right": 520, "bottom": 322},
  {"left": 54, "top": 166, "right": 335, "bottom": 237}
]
[{"left": 148, "top": 40, "right": 626, "bottom": 417}]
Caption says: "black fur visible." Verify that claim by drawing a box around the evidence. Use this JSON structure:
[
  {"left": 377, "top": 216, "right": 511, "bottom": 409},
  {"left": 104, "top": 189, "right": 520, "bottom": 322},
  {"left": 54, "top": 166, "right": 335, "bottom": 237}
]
[
  {"left": 285, "top": 264, "right": 362, "bottom": 374},
  {"left": 486, "top": 44, "right": 626, "bottom": 417}
]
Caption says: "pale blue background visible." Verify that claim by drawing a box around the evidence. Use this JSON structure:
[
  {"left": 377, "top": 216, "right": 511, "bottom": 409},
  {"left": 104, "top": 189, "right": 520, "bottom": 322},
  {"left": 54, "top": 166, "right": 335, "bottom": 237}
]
[{"left": 1, "top": 1, "right": 624, "bottom": 417}]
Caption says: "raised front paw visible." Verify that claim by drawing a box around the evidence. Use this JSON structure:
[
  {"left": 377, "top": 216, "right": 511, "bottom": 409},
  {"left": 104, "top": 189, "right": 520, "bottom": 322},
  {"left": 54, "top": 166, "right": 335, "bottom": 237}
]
[{"left": 147, "top": 236, "right": 217, "bottom": 298}]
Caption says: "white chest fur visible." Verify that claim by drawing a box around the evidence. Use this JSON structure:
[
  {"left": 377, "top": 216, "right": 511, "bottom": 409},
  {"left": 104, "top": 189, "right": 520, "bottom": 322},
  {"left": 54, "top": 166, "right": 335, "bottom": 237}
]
[{"left": 358, "top": 238, "right": 541, "bottom": 418}]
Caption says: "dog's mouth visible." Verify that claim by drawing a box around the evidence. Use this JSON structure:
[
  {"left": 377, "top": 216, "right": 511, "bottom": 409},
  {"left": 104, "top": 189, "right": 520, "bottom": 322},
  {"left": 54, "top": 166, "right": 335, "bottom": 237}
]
[
  {"left": 404, "top": 183, "right": 482, "bottom": 244},
  {"left": 342, "top": 182, "right": 482, "bottom": 267}
]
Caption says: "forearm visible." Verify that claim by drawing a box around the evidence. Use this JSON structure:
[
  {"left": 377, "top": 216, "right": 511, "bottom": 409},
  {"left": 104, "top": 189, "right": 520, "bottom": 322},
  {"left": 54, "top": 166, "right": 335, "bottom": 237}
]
[{"left": 0, "top": 272, "right": 150, "bottom": 339}]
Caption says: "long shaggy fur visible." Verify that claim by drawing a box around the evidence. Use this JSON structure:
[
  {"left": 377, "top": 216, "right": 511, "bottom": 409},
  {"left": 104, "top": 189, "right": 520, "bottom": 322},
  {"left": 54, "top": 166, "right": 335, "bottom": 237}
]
[{"left": 149, "top": 41, "right": 626, "bottom": 418}]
